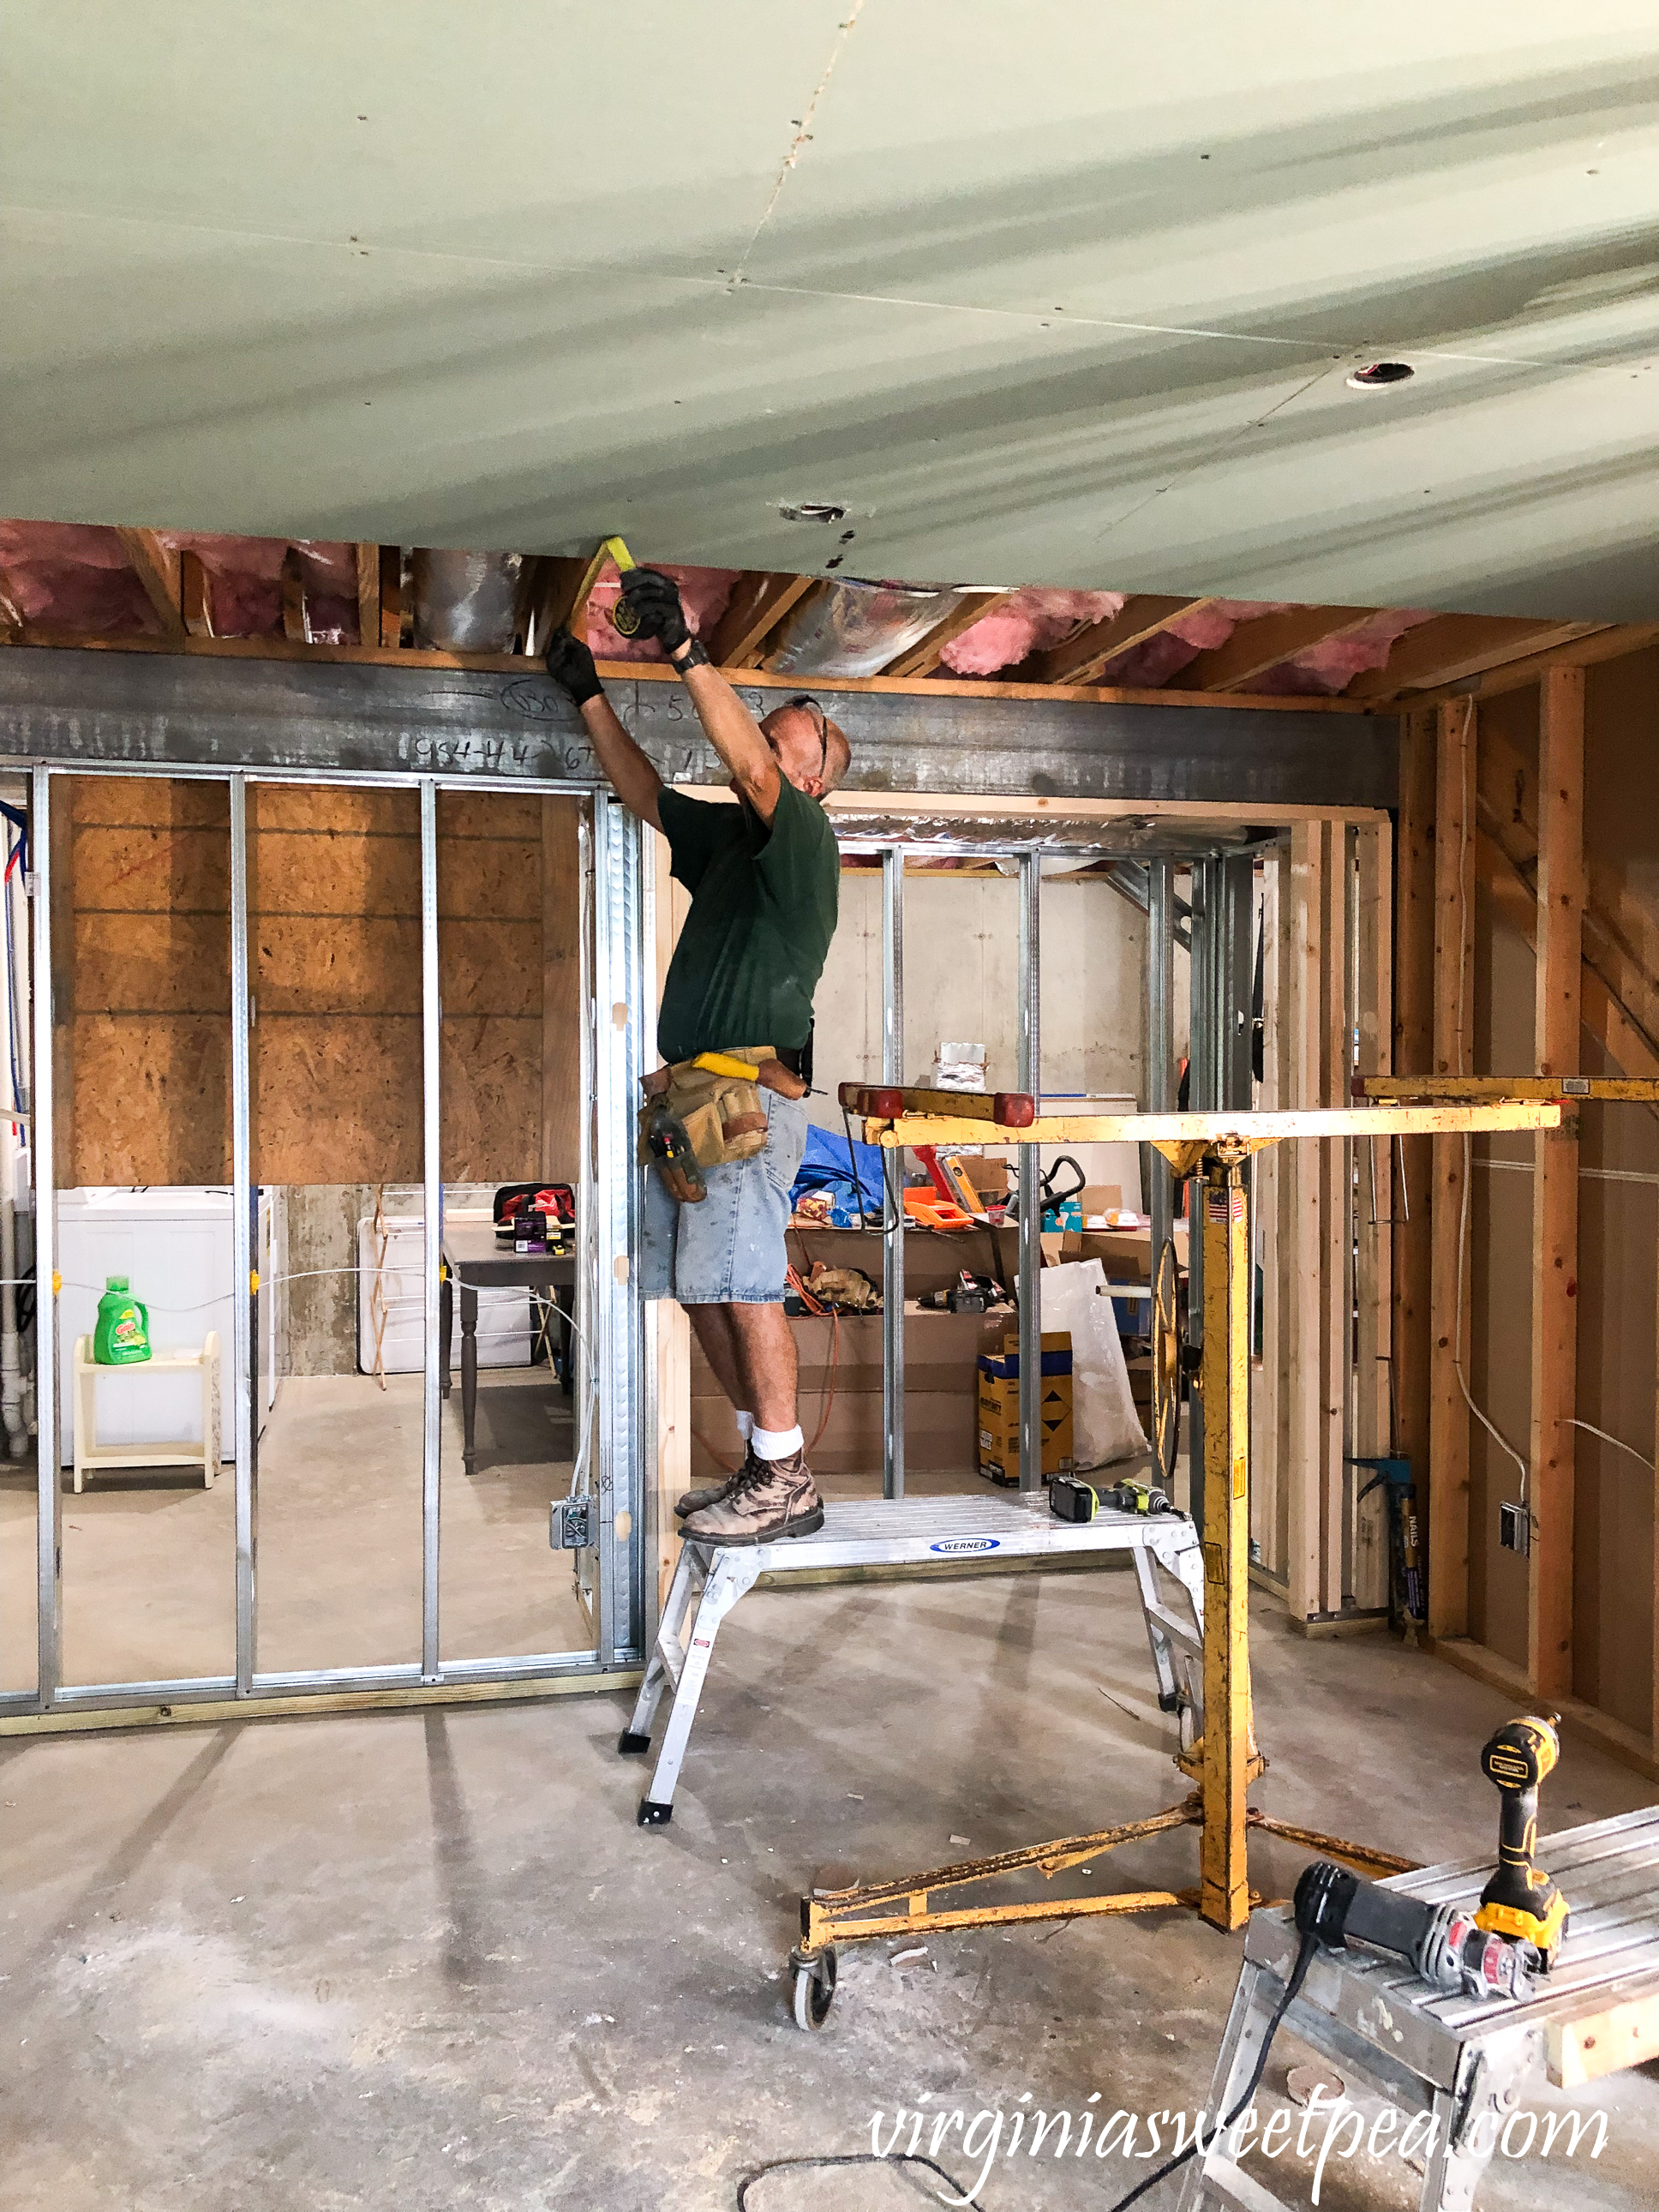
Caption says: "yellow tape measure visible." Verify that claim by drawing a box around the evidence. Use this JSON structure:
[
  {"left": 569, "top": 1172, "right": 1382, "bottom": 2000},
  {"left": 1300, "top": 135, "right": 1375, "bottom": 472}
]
[{"left": 573, "top": 534, "right": 640, "bottom": 637}]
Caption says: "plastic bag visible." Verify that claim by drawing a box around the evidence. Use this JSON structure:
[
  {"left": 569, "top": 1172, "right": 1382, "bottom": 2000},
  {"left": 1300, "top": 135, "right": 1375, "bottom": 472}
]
[{"left": 1039, "top": 1258, "right": 1146, "bottom": 1471}]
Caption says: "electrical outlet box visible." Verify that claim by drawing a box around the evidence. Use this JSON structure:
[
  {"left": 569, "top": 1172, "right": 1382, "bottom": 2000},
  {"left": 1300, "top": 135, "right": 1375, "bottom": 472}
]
[
  {"left": 550, "top": 1495, "right": 594, "bottom": 1550},
  {"left": 1499, "top": 1501, "right": 1531, "bottom": 1556}
]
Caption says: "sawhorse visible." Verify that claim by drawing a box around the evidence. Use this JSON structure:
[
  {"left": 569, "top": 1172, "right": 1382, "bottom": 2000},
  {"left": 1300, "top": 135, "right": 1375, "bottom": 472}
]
[{"left": 1183, "top": 1805, "right": 1659, "bottom": 2212}]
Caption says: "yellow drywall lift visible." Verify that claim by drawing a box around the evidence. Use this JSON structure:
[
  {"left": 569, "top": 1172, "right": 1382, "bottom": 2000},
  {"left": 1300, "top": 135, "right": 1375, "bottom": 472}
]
[{"left": 789, "top": 1097, "right": 1561, "bottom": 2012}]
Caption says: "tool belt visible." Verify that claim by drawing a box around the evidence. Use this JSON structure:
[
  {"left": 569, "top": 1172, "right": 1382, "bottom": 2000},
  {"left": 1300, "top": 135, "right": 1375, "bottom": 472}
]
[{"left": 638, "top": 1047, "right": 809, "bottom": 1177}]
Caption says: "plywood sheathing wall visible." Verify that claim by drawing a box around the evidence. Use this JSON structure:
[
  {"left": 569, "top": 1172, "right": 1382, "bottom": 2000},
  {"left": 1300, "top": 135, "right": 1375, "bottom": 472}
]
[
  {"left": 56, "top": 781, "right": 584, "bottom": 1191},
  {"left": 54, "top": 777, "right": 232, "bottom": 1184},
  {"left": 1407, "top": 650, "right": 1659, "bottom": 1770}
]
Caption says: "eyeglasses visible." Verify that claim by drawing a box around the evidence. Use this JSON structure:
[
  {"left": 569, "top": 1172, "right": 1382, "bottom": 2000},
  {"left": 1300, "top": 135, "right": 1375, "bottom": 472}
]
[{"left": 788, "top": 693, "right": 830, "bottom": 781}]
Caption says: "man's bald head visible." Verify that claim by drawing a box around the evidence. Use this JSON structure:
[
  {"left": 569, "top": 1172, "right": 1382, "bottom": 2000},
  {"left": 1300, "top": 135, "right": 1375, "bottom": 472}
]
[{"left": 759, "top": 697, "right": 850, "bottom": 800}]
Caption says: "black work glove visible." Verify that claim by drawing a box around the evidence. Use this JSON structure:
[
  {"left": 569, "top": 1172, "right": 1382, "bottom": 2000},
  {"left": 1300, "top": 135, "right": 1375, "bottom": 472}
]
[
  {"left": 616, "top": 566, "right": 690, "bottom": 654},
  {"left": 543, "top": 627, "right": 603, "bottom": 706}
]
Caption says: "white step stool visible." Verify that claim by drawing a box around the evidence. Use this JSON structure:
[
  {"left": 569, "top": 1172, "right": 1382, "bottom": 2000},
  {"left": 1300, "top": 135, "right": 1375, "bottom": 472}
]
[{"left": 71, "top": 1332, "right": 222, "bottom": 1493}]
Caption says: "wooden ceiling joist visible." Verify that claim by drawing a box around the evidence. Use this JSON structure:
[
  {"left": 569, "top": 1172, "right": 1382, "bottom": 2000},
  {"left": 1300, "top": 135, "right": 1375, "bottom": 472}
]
[
  {"left": 710, "top": 572, "right": 817, "bottom": 668},
  {"left": 1029, "top": 596, "right": 1213, "bottom": 687},
  {"left": 1182, "top": 605, "right": 1375, "bottom": 692},
  {"left": 180, "top": 549, "right": 214, "bottom": 638},
  {"left": 278, "top": 546, "right": 308, "bottom": 644},
  {"left": 377, "top": 545, "right": 404, "bottom": 648},
  {"left": 115, "top": 528, "right": 184, "bottom": 638},
  {"left": 1406, "top": 620, "right": 1659, "bottom": 710},
  {"left": 880, "top": 590, "right": 1013, "bottom": 680},
  {"left": 354, "top": 543, "right": 380, "bottom": 651},
  {"left": 1348, "top": 614, "right": 1606, "bottom": 698}
]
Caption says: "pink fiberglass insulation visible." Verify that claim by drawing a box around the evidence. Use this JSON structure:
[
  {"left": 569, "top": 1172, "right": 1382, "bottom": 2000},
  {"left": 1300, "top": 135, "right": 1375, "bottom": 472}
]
[
  {"left": 939, "top": 588, "right": 1126, "bottom": 676},
  {"left": 1251, "top": 608, "right": 1439, "bottom": 695},
  {"left": 0, "top": 521, "right": 364, "bottom": 639},
  {"left": 162, "top": 533, "right": 359, "bottom": 640},
  {"left": 0, "top": 519, "right": 163, "bottom": 633},
  {"left": 1094, "top": 599, "right": 1292, "bottom": 690},
  {"left": 587, "top": 563, "right": 739, "bottom": 662}
]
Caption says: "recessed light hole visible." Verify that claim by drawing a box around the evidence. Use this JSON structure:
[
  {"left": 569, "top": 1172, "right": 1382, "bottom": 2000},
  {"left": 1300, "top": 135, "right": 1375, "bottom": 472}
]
[{"left": 1346, "top": 361, "right": 1416, "bottom": 389}]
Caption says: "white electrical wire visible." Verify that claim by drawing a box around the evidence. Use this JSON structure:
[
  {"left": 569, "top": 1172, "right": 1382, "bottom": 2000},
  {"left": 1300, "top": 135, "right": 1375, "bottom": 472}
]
[
  {"left": 1453, "top": 1128, "right": 1530, "bottom": 1496},
  {"left": 1565, "top": 1418, "right": 1656, "bottom": 1472}
]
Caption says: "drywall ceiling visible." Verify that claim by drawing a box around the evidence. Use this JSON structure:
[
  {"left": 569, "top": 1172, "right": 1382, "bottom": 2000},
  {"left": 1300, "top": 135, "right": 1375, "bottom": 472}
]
[{"left": 4, "top": 3, "right": 1658, "bottom": 618}]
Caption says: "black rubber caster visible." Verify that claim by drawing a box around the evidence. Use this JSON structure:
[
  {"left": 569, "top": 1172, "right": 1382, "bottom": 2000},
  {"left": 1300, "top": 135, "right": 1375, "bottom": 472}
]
[
  {"left": 789, "top": 1945, "right": 837, "bottom": 2030},
  {"left": 637, "top": 1797, "right": 674, "bottom": 1827},
  {"left": 618, "top": 1730, "right": 651, "bottom": 1755}
]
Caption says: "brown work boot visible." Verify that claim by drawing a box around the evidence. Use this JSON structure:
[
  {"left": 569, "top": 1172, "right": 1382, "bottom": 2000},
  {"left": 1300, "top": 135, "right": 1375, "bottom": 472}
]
[
  {"left": 674, "top": 1445, "right": 756, "bottom": 1521},
  {"left": 680, "top": 1448, "right": 824, "bottom": 1545}
]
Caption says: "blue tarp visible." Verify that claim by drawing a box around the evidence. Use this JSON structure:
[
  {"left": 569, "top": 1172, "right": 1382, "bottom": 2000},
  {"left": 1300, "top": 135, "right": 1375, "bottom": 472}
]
[{"left": 790, "top": 1124, "right": 886, "bottom": 1220}]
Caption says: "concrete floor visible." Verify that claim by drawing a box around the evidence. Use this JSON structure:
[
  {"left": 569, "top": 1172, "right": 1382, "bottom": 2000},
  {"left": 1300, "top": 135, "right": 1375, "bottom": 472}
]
[
  {"left": 5, "top": 1570, "right": 1655, "bottom": 2211},
  {"left": 0, "top": 1370, "right": 590, "bottom": 1690},
  {"left": 0, "top": 1372, "right": 1047, "bottom": 1694}
]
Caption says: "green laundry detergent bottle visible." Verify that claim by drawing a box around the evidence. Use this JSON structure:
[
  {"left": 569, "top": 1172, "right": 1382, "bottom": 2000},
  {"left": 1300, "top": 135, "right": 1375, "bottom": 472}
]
[{"left": 93, "top": 1277, "right": 151, "bottom": 1365}]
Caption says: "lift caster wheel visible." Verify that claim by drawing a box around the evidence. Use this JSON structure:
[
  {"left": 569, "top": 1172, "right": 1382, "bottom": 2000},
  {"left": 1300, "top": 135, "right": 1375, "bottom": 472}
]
[{"left": 789, "top": 1945, "right": 837, "bottom": 2030}]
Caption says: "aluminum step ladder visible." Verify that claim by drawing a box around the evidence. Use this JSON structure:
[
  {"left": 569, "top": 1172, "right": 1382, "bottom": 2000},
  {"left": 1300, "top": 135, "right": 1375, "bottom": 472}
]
[{"left": 620, "top": 1491, "right": 1207, "bottom": 1825}]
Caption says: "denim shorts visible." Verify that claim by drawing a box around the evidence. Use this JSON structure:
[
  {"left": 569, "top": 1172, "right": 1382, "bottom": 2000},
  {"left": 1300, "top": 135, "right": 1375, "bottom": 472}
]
[{"left": 639, "top": 1088, "right": 808, "bottom": 1305}]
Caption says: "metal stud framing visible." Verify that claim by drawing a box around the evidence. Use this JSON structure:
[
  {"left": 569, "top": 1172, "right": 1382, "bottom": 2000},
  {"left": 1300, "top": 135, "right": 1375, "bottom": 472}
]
[
  {"left": 230, "top": 774, "right": 257, "bottom": 1692},
  {"left": 592, "top": 795, "right": 648, "bottom": 1667},
  {"left": 420, "top": 778, "right": 443, "bottom": 1681},
  {"left": 31, "top": 765, "right": 59, "bottom": 1704},
  {"left": 5, "top": 763, "right": 648, "bottom": 1727},
  {"left": 881, "top": 847, "right": 906, "bottom": 1500},
  {"left": 1017, "top": 852, "right": 1042, "bottom": 1490}
]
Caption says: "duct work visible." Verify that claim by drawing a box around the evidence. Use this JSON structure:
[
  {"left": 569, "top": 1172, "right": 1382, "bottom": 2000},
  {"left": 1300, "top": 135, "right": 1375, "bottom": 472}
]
[
  {"left": 412, "top": 548, "right": 526, "bottom": 652},
  {"left": 0, "top": 517, "right": 1437, "bottom": 693},
  {"left": 830, "top": 811, "right": 1259, "bottom": 857},
  {"left": 766, "top": 578, "right": 971, "bottom": 680}
]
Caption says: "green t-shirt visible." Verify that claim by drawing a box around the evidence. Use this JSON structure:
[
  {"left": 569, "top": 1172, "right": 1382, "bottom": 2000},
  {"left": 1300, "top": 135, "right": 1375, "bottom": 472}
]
[{"left": 656, "top": 782, "right": 839, "bottom": 1063}]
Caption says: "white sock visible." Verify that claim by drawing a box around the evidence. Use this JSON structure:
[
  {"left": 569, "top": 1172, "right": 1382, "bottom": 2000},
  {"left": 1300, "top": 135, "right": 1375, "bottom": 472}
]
[
  {"left": 734, "top": 1411, "right": 755, "bottom": 1442},
  {"left": 753, "top": 1424, "right": 804, "bottom": 1460}
]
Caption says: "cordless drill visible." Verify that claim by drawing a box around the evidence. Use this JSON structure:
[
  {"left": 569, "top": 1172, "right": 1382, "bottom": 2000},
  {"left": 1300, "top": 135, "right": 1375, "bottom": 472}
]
[
  {"left": 1050, "top": 1475, "right": 1174, "bottom": 1523},
  {"left": 1475, "top": 1714, "right": 1569, "bottom": 1964}
]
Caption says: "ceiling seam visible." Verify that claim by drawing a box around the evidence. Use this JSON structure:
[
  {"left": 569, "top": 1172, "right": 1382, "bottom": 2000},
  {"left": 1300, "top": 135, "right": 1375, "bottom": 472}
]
[
  {"left": 1086, "top": 362, "right": 1343, "bottom": 551},
  {"left": 0, "top": 201, "right": 1590, "bottom": 373},
  {"left": 729, "top": 0, "right": 869, "bottom": 287},
  {"left": 713, "top": 279, "right": 1561, "bottom": 368}
]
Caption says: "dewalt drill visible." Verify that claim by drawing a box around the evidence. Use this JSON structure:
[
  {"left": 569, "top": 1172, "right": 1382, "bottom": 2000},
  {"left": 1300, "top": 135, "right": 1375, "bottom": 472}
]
[{"left": 1475, "top": 1714, "right": 1568, "bottom": 1965}]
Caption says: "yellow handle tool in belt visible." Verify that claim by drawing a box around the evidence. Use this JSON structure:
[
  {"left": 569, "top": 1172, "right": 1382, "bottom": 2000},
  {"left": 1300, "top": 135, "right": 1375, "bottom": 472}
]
[{"left": 692, "top": 1051, "right": 769, "bottom": 1082}]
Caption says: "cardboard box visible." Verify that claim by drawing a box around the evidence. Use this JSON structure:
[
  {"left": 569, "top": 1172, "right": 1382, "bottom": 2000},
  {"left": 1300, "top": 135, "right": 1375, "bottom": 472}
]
[
  {"left": 1059, "top": 1223, "right": 1189, "bottom": 1280},
  {"left": 975, "top": 1329, "right": 1074, "bottom": 1484},
  {"left": 956, "top": 1155, "right": 1013, "bottom": 1202},
  {"left": 688, "top": 1305, "right": 994, "bottom": 1480}
]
